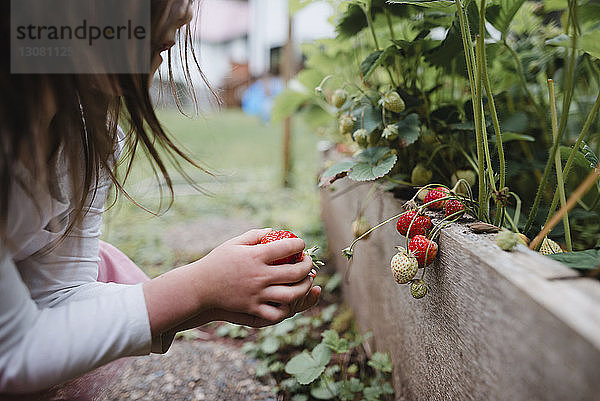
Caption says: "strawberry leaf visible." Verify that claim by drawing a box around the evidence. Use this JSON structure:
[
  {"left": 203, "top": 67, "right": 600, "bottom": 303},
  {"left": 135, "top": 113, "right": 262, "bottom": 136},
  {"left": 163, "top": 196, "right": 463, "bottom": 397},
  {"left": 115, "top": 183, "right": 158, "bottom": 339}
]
[
  {"left": 322, "top": 329, "right": 351, "bottom": 353},
  {"left": 285, "top": 343, "right": 331, "bottom": 385},
  {"left": 319, "top": 160, "right": 356, "bottom": 186},
  {"left": 546, "top": 249, "right": 600, "bottom": 271},
  {"left": 350, "top": 103, "right": 383, "bottom": 134},
  {"left": 360, "top": 50, "right": 384, "bottom": 78},
  {"left": 348, "top": 147, "right": 397, "bottom": 181},
  {"left": 360, "top": 46, "right": 401, "bottom": 79},
  {"left": 546, "top": 32, "right": 600, "bottom": 60},
  {"left": 310, "top": 378, "right": 338, "bottom": 399},
  {"left": 335, "top": 3, "right": 368, "bottom": 38},
  {"left": 387, "top": 0, "right": 455, "bottom": 8},
  {"left": 485, "top": 0, "right": 527, "bottom": 39},
  {"left": 395, "top": 113, "right": 421, "bottom": 146}
]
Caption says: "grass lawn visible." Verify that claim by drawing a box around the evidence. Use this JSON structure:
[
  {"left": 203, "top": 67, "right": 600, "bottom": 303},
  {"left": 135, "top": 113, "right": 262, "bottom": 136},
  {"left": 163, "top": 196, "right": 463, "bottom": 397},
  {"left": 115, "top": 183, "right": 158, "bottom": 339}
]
[{"left": 101, "top": 108, "right": 325, "bottom": 277}]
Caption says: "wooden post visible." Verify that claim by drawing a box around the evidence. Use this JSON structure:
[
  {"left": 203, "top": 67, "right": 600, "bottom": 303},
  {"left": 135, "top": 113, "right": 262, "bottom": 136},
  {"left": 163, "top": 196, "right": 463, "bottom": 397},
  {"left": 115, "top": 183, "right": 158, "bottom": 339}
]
[{"left": 282, "top": 14, "right": 293, "bottom": 187}]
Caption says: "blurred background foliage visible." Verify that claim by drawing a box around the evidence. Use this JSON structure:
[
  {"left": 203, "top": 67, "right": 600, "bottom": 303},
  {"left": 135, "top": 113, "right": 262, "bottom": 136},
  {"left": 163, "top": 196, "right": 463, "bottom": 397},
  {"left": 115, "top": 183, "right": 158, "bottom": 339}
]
[{"left": 102, "top": 109, "right": 325, "bottom": 277}]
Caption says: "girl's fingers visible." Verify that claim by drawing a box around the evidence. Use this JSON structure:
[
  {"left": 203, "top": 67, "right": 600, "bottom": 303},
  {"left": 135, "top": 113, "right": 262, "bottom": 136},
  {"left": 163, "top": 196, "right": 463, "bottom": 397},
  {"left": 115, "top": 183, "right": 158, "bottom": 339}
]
[
  {"left": 216, "top": 309, "right": 274, "bottom": 328},
  {"left": 255, "top": 303, "right": 291, "bottom": 323},
  {"left": 267, "top": 257, "right": 314, "bottom": 284},
  {"left": 262, "top": 276, "right": 314, "bottom": 305},
  {"left": 230, "top": 228, "right": 273, "bottom": 245},
  {"left": 257, "top": 238, "right": 306, "bottom": 264},
  {"left": 294, "top": 286, "right": 321, "bottom": 313}
]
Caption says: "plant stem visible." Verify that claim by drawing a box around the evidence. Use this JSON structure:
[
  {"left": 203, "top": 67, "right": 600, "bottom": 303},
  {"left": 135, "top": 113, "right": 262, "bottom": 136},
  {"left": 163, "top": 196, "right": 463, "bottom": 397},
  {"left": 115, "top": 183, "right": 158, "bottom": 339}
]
[
  {"left": 547, "top": 79, "right": 572, "bottom": 251},
  {"left": 455, "top": 0, "right": 485, "bottom": 219},
  {"left": 363, "top": 4, "right": 398, "bottom": 87},
  {"left": 385, "top": 8, "right": 396, "bottom": 41},
  {"left": 385, "top": 9, "right": 402, "bottom": 84},
  {"left": 364, "top": 5, "right": 380, "bottom": 50},
  {"left": 544, "top": 90, "right": 600, "bottom": 226},
  {"left": 557, "top": 0, "right": 578, "bottom": 139},
  {"left": 478, "top": 14, "right": 506, "bottom": 226},
  {"left": 509, "top": 191, "right": 523, "bottom": 230},
  {"left": 476, "top": 35, "right": 496, "bottom": 193},
  {"left": 503, "top": 210, "right": 519, "bottom": 233},
  {"left": 477, "top": 0, "right": 504, "bottom": 226},
  {"left": 524, "top": 0, "right": 579, "bottom": 234}
]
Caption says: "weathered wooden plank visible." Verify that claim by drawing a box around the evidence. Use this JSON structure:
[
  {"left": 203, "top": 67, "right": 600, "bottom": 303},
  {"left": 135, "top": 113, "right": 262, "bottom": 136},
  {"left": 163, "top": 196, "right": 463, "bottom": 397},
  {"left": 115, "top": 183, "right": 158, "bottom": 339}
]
[{"left": 320, "top": 180, "right": 600, "bottom": 401}]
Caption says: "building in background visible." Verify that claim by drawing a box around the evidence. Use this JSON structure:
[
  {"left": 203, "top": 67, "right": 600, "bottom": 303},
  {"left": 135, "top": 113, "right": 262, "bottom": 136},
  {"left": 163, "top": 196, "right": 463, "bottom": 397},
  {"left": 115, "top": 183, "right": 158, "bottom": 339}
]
[{"left": 152, "top": 0, "right": 335, "bottom": 113}]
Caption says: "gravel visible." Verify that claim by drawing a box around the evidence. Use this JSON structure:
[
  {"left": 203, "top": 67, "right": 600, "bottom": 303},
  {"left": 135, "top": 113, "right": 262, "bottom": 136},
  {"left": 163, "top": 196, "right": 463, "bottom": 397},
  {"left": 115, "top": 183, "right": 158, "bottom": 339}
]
[{"left": 98, "top": 339, "right": 277, "bottom": 401}]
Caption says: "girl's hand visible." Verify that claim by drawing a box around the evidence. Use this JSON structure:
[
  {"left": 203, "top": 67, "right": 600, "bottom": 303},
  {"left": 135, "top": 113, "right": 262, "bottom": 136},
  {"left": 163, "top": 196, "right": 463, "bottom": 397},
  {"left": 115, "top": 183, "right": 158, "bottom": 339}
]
[
  {"left": 194, "top": 228, "right": 318, "bottom": 323},
  {"left": 143, "top": 229, "right": 321, "bottom": 336}
]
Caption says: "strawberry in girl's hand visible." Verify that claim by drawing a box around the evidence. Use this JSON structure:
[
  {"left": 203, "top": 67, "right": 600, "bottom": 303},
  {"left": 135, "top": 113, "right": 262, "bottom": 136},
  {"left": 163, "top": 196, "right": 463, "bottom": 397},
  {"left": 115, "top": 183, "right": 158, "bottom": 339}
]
[
  {"left": 260, "top": 230, "right": 304, "bottom": 264},
  {"left": 396, "top": 210, "right": 432, "bottom": 238},
  {"left": 408, "top": 235, "right": 438, "bottom": 267},
  {"left": 423, "top": 186, "right": 450, "bottom": 209}
]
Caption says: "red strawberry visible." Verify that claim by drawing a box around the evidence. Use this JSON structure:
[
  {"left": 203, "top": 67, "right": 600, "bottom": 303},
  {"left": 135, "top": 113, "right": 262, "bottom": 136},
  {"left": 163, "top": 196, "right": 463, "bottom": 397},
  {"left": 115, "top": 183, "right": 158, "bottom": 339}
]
[
  {"left": 396, "top": 210, "right": 432, "bottom": 238},
  {"left": 444, "top": 199, "right": 465, "bottom": 218},
  {"left": 423, "top": 186, "right": 450, "bottom": 209},
  {"left": 408, "top": 235, "right": 438, "bottom": 267},
  {"left": 259, "top": 230, "right": 304, "bottom": 265}
]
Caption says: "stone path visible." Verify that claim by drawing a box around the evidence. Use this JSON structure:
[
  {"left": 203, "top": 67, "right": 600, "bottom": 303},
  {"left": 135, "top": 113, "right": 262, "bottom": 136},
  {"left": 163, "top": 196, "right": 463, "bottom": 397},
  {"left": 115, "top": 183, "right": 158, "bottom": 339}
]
[{"left": 98, "top": 338, "right": 276, "bottom": 401}]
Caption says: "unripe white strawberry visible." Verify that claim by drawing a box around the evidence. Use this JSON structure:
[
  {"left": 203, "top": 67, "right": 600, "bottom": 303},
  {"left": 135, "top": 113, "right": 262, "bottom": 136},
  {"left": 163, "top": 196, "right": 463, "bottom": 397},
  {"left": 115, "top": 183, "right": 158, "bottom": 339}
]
[
  {"left": 353, "top": 128, "right": 369, "bottom": 147},
  {"left": 539, "top": 237, "right": 563, "bottom": 255},
  {"left": 331, "top": 89, "right": 348, "bottom": 108},
  {"left": 390, "top": 248, "right": 418, "bottom": 284},
  {"left": 339, "top": 114, "right": 354, "bottom": 135},
  {"left": 411, "top": 163, "right": 433, "bottom": 186},
  {"left": 380, "top": 91, "right": 405, "bottom": 113},
  {"left": 382, "top": 124, "right": 398, "bottom": 140},
  {"left": 410, "top": 279, "right": 428, "bottom": 299}
]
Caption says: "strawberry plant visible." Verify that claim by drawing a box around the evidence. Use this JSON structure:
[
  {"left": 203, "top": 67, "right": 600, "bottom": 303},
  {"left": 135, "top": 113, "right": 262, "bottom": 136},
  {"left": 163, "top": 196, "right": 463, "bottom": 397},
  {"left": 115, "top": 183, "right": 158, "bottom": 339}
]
[{"left": 277, "top": 0, "right": 600, "bottom": 273}]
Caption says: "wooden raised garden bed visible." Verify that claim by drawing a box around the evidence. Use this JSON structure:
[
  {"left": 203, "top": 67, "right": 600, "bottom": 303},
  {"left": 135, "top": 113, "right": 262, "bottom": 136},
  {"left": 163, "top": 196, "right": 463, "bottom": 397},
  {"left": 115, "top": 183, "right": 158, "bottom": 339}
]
[{"left": 320, "top": 178, "right": 600, "bottom": 401}]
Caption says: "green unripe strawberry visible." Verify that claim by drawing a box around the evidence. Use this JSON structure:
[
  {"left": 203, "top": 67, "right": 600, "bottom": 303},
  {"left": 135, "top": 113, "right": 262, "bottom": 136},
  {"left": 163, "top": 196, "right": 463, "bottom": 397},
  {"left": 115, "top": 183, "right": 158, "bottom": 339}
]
[
  {"left": 390, "top": 248, "right": 419, "bottom": 284},
  {"left": 451, "top": 170, "right": 477, "bottom": 187},
  {"left": 382, "top": 125, "right": 398, "bottom": 141},
  {"left": 331, "top": 89, "right": 348, "bottom": 108},
  {"left": 495, "top": 229, "right": 522, "bottom": 251},
  {"left": 451, "top": 170, "right": 477, "bottom": 194},
  {"left": 380, "top": 91, "right": 405, "bottom": 113},
  {"left": 339, "top": 114, "right": 354, "bottom": 135},
  {"left": 353, "top": 128, "right": 369, "bottom": 147},
  {"left": 410, "top": 279, "right": 428, "bottom": 299},
  {"left": 411, "top": 164, "right": 433, "bottom": 186}
]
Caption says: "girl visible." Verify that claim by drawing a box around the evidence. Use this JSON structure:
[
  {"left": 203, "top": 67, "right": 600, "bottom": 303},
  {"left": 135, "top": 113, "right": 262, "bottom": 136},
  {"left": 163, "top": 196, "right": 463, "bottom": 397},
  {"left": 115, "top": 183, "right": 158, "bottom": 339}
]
[{"left": 0, "top": 0, "right": 321, "bottom": 397}]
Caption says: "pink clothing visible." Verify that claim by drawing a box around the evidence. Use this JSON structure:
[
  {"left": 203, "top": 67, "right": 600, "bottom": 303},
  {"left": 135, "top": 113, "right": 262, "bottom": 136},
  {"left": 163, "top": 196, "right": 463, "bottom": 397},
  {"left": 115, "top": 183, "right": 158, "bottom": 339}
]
[
  {"left": 0, "top": 241, "right": 149, "bottom": 401},
  {"left": 97, "top": 241, "right": 150, "bottom": 285}
]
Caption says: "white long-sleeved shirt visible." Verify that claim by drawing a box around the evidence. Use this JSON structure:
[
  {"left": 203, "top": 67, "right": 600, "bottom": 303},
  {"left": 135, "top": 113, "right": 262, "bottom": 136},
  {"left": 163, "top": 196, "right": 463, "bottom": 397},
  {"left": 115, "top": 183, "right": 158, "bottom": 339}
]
[{"left": 0, "top": 139, "right": 157, "bottom": 393}]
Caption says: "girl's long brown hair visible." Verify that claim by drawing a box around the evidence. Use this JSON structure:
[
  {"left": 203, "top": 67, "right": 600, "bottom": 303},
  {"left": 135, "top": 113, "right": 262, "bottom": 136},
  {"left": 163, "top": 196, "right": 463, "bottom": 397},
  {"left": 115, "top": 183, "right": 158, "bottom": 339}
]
[{"left": 0, "top": 0, "right": 216, "bottom": 246}]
